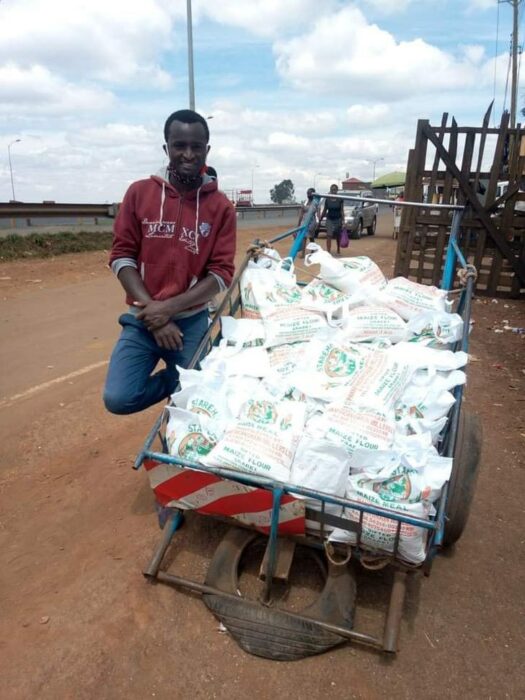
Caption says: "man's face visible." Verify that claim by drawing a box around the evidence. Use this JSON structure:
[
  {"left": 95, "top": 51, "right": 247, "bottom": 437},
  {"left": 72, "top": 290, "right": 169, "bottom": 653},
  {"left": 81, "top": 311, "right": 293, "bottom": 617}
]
[
  {"left": 330, "top": 185, "right": 338, "bottom": 194},
  {"left": 165, "top": 120, "right": 209, "bottom": 180}
]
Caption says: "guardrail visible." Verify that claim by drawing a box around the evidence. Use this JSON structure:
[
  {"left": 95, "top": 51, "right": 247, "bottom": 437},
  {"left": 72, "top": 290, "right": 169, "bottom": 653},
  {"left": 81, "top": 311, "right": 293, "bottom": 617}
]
[
  {"left": 0, "top": 202, "right": 118, "bottom": 221},
  {"left": 235, "top": 204, "right": 301, "bottom": 220},
  {"left": 0, "top": 202, "right": 118, "bottom": 230},
  {"left": 0, "top": 201, "right": 302, "bottom": 228}
]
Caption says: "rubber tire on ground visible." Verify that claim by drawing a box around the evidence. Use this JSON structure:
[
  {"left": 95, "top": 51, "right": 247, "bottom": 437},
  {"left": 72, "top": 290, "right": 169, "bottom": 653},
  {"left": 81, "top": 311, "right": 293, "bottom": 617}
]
[
  {"left": 367, "top": 216, "right": 377, "bottom": 235},
  {"left": 442, "top": 410, "right": 483, "bottom": 547},
  {"left": 203, "top": 529, "right": 356, "bottom": 660},
  {"left": 350, "top": 219, "right": 363, "bottom": 240}
]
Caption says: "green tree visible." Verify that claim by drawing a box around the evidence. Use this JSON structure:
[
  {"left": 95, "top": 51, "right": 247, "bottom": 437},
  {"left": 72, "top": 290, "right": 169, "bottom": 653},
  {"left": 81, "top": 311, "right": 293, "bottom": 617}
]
[{"left": 270, "top": 179, "right": 295, "bottom": 204}]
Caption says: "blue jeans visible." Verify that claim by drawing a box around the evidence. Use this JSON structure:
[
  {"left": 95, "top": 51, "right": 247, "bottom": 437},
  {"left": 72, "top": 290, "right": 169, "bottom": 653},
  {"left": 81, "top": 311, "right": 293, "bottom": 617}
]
[{"left": 103, "top": 310, "right": 209, "bottom": 415}]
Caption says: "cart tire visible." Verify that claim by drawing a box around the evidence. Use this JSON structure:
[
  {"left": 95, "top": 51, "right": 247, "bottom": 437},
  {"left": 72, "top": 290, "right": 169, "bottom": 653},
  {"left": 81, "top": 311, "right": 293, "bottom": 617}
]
[
  {"left": 367, "top": 216, "right": 377, "bottom": 235},
  {"left": 442, "top": 410, "right": 483, "bottom": 547},
  {"left": 350, "top": 220, "right": 363, "bottom": 240},
  {"left": 203, "top": 528, "right": 356, "bottom": 660}
]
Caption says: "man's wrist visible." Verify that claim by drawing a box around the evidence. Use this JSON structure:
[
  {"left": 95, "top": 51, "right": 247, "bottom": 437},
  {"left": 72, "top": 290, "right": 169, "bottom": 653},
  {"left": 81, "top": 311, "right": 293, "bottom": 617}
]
[{"left": 164, "top": 296, "right": 182, "bottom": 317}]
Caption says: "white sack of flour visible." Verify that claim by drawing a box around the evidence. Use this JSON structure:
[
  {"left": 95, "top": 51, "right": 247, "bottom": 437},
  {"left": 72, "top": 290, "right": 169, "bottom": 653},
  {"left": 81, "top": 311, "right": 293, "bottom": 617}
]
[
  {"left": 340, "top": 305, "right": 407, "bottom": 343},
  {"left": 202, "top": 398, "right": 306, "bottom": 482},
  {"left": 291, "top": 337, "right": 374, "bottom": 402},
  {"left": 379, "top": 277, "right": 448, "bottom": 321}
]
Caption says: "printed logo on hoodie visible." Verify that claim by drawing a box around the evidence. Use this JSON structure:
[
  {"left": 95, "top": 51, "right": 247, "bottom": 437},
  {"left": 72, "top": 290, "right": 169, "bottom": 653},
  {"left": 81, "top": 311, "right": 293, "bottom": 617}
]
[
  {"left": 199, "top": 222, "right": 211, "bottom": 238},
  {"left": 179, "top": 226, "right": 199, "bottom": 253},
  {"left": 143, "top": 218, "right": 212, "bottom": 254},
  {"left": 144, "top": 219, "right": 177, "bottom": 238}
]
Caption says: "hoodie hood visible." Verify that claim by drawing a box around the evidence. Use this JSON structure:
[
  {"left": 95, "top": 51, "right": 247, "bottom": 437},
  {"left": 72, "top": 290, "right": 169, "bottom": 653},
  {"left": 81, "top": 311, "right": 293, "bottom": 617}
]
[{"left": 150, "top": 166, "right": 219, "bottom": 254}]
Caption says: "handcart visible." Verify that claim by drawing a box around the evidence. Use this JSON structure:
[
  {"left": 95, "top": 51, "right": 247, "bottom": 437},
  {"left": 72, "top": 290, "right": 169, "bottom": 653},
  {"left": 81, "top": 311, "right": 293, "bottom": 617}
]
[{"left": 133, "top": 194, "right": 482, "bottom": 659}]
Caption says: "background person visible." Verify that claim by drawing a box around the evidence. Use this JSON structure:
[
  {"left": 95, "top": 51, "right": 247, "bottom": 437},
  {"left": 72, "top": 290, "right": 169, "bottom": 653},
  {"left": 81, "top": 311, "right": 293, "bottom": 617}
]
[
  {"left": 297, "top": 187, "right": 320, "bottom": 257},
  {"left": 103, "top": 109, "right": 236, "bottom": 415},
  {"left": 320, "top": 183, "right": 345, "bottom": 255},
  {"left": 393, "top": 190, "right": 404, "bottom": 239}
]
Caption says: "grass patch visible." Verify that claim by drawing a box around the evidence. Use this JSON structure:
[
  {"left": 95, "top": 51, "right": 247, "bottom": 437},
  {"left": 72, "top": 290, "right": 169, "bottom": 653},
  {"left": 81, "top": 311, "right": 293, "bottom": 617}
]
[{"left": 0, "top": 231, "right": 114, "bottom": 261}]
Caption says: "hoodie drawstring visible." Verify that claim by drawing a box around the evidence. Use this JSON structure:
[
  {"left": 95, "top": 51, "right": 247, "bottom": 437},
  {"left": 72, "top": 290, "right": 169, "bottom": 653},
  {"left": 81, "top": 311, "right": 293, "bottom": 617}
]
[
  {"left": 194, "top": 184, "right": 201, "bottom": 254},
  {"left": 160, "top": 180, "right": 166, "bottom": 223}
]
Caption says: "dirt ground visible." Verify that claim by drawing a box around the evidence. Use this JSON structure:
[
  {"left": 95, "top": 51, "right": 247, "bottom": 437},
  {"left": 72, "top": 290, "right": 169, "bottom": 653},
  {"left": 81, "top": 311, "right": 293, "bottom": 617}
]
[{"left": 1, "top": 217, "right": 524, "bottom": 700}]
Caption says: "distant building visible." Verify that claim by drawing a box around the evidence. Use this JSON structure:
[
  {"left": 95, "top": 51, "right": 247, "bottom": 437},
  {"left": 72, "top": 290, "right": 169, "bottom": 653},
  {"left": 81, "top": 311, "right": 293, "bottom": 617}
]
[{"left": 341, "top": 177, "right": 370, "bottom": 191}]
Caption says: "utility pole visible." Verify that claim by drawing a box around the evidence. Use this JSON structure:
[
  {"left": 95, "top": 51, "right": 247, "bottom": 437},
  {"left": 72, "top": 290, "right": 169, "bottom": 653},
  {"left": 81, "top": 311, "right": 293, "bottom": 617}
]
[
  {"left": 186, "top": 0, "right": 195, "bottom": 110},
  {"left": 7, "top": 139, "right": 21, "bottom": 202},
  {"left": 500, "top": 0, "right": 523, "bottom": 127},
  {"left": 370, "top": 157, "right": 384, "bottom": 182}
]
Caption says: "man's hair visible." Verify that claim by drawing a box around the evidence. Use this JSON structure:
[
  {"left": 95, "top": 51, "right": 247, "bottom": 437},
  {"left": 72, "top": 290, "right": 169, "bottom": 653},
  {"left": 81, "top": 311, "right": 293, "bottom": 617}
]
[{"left": 164, "top": 109, "right": 210, "bottom": 143}]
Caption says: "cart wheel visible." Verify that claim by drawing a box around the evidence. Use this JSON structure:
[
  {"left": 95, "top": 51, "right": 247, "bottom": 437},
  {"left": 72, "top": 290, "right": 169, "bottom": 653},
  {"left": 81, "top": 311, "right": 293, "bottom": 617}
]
[{"left": 442, "top": 410, "right": 483, "bottom": 547}]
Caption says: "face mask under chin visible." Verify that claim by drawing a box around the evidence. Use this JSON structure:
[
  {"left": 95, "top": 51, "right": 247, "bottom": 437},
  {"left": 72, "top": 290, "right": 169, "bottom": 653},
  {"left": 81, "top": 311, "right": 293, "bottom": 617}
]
[{"left": 167, "top": 163, "right": 202, "bottom": 186}]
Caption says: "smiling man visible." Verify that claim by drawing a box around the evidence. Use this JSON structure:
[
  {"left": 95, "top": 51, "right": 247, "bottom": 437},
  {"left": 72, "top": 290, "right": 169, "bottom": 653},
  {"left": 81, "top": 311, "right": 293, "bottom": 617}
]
[{"left": 103, "top": 109, "right": 236, "bottom": 415}]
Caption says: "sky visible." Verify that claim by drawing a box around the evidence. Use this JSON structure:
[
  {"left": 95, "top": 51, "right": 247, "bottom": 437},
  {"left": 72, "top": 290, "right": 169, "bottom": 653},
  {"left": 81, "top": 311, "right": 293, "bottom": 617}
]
[{"left": 0, "top": 0, "right": 523, "bottom": 204}]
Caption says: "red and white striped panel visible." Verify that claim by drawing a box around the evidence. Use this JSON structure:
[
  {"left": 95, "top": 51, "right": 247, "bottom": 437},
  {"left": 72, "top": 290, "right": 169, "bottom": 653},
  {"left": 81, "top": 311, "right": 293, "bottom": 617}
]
[{"left": 144, "top": 459, "right": 305, "bottom": 536}]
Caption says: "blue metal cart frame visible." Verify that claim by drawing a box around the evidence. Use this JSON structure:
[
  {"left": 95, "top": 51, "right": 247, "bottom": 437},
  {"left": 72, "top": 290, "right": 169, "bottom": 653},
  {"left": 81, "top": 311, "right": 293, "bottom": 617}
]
[{"left": 134, "top": 194, "right": 476, "bottom": 654}]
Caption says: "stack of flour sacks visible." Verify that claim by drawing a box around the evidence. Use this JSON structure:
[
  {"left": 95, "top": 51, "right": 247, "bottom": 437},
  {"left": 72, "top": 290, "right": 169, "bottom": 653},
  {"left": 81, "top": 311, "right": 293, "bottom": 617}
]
[{"left": 165, "top": 244, "right": 468, "bottom": 564}]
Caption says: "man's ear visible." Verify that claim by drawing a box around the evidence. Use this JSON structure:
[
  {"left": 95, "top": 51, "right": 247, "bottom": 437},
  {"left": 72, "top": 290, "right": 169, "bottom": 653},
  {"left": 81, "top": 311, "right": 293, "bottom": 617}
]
[
  {"left": 206, "top": 145, "right": 211, "bottom": 156},
  {"left": 163, "top": 143, "right": 168, "bottom": 155}
]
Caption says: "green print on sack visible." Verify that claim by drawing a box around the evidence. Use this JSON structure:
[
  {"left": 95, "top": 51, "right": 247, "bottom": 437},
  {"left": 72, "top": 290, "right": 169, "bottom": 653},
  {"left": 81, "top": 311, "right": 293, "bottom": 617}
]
[
  {"left": 370, "top": 473, "right": 412, "bottom": 502},
  {"left": 190, "top": 398, "right": 219, "bottom": 418},
  {"left": 247, "top": 401, "right": 278, "bottom": 424},
  {"left": 343, "top": 257, "right": 367, "bottom": 271},
  {"left": 275, "top": 284, "right": 302, "bottom": 304},
  {"left": 307, "top": 283, "right": 344, "bottom": 303},
  {"left": 177, "top": 429, "right": 216, "bottom": 461},
  {"left": 279, "top": 414, "right": 292, "bottom": 431},
  {"left": 408, "top": 323, "right": 434, "bottom": 343},
  {"left": 321, "top": 347, "right": 357, "bottom": 378},
  {"left": 243, "top": 282, "right": 256, "bottom": 307}
]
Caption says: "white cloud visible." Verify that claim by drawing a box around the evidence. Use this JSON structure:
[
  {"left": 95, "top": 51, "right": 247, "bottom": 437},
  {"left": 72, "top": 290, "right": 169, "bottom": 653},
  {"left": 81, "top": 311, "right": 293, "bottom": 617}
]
[
  {"left": 0, "top": 0, "right": 174, "bottom": 88},
  {"left": 199, "top": 101, "right": 415, "bottom": 203},
  {"left": 185, "top": 0, "right": 338, "bottom": 38},
  {"left": 0, "top": 64, "right": 115, "bottom": 114},
  {"left": 267, "top": 132, "right": 310, "bottom": 149},
  {"left": 275, "top": 6, "right": 489, "bottom": 100},
  {"left": 346, "top": 104, "right": 390, "bottom": 125},
  {"left": 206, "top": 107, "right": 337, "bottom": 136},
  {"left": 463, "top": 45, "right": 486, "bottom": 64}
]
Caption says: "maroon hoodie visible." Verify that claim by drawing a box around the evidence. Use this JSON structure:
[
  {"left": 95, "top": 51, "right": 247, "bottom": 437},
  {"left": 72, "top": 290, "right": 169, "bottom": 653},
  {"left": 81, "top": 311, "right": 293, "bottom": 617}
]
[{"left": 109, "top": 171, "right": 236, "bottom": 307}]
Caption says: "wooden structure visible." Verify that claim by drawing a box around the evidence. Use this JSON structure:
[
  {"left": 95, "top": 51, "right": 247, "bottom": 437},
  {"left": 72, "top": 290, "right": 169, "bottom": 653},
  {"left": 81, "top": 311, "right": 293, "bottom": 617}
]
[{"left": 394, "top": 104, "right": 525, "bottom": 298}]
